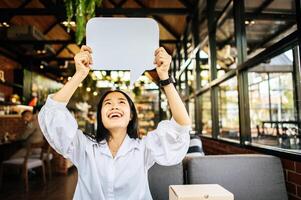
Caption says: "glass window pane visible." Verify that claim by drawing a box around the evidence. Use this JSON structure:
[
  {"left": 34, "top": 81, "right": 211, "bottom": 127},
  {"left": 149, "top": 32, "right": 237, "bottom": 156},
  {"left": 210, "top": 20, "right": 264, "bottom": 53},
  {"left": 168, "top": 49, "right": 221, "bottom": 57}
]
[
  {"left": 215, "top": 0, "right": 238, "bottom": 78},
  {"left": 201, "top": 92, "right": 212, "bottom": 136},
  {"left": 189, "top": 98, "right": 195, "bottom": 130},
  {"left": 200, "top": 47, "right": 210, "bottom": 87},
  {"left": 180, "top": 72, "right": 186, "bottom": 97},
  {"left": 248, "top": 49, "right": 299, "bottom": 150},
  {"left": 188, "top": 60, "right": 195, "bottom": 94},
  {"left": 218, "top": 77, "right": 239, "bottom": 140}
]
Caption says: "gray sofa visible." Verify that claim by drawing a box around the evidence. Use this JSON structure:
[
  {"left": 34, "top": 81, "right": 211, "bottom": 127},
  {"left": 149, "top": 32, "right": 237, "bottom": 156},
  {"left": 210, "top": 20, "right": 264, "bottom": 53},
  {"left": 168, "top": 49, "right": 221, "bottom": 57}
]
[
  {"left": 148, "top": 154, "right": 288, "bottom": 200},
  {"left": 148, "top": 163, "right": 184, "bottom": 200}
]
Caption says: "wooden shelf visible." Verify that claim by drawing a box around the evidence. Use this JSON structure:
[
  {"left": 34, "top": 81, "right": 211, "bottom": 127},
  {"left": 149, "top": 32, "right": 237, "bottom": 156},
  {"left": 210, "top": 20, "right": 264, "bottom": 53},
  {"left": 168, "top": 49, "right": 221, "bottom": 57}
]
[
  {"left": 0, "top": 101, "right": 17, "bottom": 105},
  {"left": 0, "top": 115, "right": 21, "bottom": 118},
  {"left": 0, "top": 80, "right": 23, "bottom": 89}
]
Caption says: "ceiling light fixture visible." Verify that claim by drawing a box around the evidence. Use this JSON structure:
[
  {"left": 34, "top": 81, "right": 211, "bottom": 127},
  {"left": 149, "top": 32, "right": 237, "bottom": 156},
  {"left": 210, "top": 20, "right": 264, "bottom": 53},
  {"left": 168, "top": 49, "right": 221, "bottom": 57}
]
[
  {"left": 0, "top": 22, "right": 10, "bottom": 27},
  {"left": 61, "top": 21, "right": 76, "bottom": 27}
]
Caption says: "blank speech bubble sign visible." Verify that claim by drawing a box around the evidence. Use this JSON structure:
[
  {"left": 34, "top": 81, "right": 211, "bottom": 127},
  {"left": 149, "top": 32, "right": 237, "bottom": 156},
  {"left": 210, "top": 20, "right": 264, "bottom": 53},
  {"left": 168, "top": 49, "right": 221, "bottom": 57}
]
[{"left": 86, "top": 17, "right": 159, "bottom": 85}]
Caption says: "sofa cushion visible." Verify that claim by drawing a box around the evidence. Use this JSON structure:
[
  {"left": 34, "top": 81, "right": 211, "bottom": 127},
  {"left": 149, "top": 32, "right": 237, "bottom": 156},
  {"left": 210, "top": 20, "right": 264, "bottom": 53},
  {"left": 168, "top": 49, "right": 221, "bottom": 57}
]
[
  {"left": 187, "top": 154, "right": 287, "bottom": 200},
  {"left": 187, "top": 135, "right": 205, "bottom": 156},
  {"left": 148, "top": 162, "right": 184, "bottom": 200}
]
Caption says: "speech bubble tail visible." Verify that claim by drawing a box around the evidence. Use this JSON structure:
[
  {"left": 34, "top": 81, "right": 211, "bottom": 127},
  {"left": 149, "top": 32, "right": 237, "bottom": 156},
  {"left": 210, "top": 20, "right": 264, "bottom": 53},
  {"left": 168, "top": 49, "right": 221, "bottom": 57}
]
[
  {"left": 130, "top": 68, "right": 145, "bottom": 87},
  {"left": 130, "top": 79, "right": 135, "bottom": 87}
]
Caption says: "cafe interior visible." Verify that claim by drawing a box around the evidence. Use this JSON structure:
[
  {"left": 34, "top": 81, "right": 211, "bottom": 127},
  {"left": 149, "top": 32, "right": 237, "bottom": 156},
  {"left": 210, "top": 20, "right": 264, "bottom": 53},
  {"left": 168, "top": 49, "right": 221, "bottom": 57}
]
[{"left": 0, "top": 0, "right": 301, "bottom": 199}]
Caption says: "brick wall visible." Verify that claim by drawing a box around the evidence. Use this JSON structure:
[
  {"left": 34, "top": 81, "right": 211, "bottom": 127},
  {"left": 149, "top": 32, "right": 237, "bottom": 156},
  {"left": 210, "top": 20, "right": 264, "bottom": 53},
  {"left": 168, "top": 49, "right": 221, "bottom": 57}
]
[
  {"left": 0, "top": 55, "right": 18, "bottom": 100},
  {"left": 0, "top": 116, "right": 73, "bottom": 175},
  {"left": 201, "top": 137, "right": 301, "bottom": 200},
  {"left": 0, "top": 116, "right": 26, "bottom": 139},
  {"left": 0, "top": 68, "right": 14, "bottom": 100}
]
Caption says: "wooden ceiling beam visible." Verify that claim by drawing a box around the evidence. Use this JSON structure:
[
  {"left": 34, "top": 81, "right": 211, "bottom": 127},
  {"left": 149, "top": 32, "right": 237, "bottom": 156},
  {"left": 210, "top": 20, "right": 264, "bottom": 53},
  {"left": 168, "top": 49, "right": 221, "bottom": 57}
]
[
  {"left": 116, "top": 0, "right": 128, "bottom": 7},
  {"left": 39, "top": 0, "right": 77, "bottom": 58},
  {"left": 0, "top": 48, "right": 19, "bottom": 62},
  {"left": 0, "top": 39, "right": 180, "bottom": 45},
  {"left": 133, "top": 0, "right": 181, "bottom": 39},
  {"left": 108, "top": 0, "right": 118, "bottom": 7},
  {"left": 0, "top": 7, "right": 189, "bottom": 16},
  {"left": 253, "top": 0, "right": 274, "bottom": 14},
  {"left": 248, "top": 22, "right": 296, "bottom": 54},
  {"left": 43, "top": 19, "right": 59, "bottom": 35},
  {"left": 55, "top": 44, "right": 69, "bottom": 56},
  {"left": 218, "top": 0, "right": 282, "bottom": 49},
  {"left": 0, "top": 0, "right": 32, "bottom": 21},
  {"left": 177, "top": 0, "right": 193, "bottom": 10},
  {"left": 109, "top": 0, "right": 128, "bottom": 8}
]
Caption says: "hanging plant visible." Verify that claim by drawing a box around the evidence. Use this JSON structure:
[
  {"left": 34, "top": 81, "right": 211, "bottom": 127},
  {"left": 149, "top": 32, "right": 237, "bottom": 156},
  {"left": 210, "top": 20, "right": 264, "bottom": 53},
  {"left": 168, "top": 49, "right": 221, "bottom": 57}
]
[{"left": 64, "top": 0, "right": 103, "bottom": 45}]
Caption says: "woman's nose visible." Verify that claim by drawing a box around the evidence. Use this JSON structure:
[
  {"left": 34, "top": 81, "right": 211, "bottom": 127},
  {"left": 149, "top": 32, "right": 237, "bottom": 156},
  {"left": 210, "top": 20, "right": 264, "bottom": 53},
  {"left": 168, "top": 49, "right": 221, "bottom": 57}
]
[{"left": 110, "top": 103, "right": 119, "bottom": 110}]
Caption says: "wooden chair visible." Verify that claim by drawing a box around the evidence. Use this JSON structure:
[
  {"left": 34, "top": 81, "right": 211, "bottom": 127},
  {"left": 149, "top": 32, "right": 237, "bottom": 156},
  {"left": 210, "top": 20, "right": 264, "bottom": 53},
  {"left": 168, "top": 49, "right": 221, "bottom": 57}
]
[
  {"left": 0, "top": 141, "right": 46, "bottom": 192},
  {"left": 30, "top": 141, "right": 53, "bottom": 180}
]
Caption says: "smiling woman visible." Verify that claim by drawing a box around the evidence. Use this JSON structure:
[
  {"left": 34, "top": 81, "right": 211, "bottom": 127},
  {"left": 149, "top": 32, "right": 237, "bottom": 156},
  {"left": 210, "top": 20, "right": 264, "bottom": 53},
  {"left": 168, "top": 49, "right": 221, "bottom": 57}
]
[
  {"left": 97, "top": 90, "right": 139, "bottom": 154},
  {"left": 37, "top": 45, "right": 191, "bottom": 200}
]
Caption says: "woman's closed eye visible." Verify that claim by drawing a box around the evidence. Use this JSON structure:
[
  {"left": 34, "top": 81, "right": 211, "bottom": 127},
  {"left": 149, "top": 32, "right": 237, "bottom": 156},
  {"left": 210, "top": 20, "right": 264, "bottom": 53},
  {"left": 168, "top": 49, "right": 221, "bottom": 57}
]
[
  {"left": 119, "top": 100, "right": 126, "bottom": 104},
  {"left": 104, "top": 101, "right": 111, "bottom": 105}
]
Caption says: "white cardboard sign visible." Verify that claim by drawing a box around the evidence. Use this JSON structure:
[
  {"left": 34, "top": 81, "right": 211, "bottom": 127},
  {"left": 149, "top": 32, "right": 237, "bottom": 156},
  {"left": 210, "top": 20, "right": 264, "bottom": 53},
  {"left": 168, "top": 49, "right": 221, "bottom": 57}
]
[{"left": 86, "top": 17, "right": 159, "bottom": 85}]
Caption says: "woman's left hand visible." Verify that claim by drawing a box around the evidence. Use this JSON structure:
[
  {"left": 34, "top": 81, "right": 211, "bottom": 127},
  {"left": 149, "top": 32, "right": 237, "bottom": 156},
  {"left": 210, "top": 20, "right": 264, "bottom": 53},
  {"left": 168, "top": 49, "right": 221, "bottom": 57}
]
[{"left": 154, "top": 47, "right": 172, "bottom": 80}]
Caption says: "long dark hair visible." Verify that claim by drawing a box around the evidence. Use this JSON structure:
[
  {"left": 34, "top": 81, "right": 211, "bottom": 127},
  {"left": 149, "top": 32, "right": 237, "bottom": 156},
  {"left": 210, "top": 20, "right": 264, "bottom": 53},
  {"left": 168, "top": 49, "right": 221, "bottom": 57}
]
[{"left": 93, "top": 89, "right": 139, "bottom": 143}]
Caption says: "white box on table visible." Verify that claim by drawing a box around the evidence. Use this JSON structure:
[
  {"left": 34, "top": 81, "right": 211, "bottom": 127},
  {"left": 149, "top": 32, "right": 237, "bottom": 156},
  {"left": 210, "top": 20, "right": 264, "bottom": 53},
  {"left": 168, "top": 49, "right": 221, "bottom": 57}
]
[{"left": 169, "top": 184, "right": 234, "bottom": 200}]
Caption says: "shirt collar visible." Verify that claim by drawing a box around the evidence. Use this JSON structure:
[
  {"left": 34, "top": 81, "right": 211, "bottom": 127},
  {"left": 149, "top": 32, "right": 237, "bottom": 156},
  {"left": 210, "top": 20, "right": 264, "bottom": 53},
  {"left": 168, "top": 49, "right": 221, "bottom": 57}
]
[{"left": 98, "top": 134, "right": 140, "bottom": 159}]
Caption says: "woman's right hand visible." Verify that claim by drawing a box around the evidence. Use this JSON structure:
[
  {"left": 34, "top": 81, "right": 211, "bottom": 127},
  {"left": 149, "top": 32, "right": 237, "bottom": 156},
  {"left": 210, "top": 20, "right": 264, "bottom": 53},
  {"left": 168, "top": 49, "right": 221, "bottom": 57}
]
[
  {"left": 53, "top": 45, "right": 93, "bottom": 103},
  {"left": 74, "top": 45, "right": 93, "bottom": 78}
]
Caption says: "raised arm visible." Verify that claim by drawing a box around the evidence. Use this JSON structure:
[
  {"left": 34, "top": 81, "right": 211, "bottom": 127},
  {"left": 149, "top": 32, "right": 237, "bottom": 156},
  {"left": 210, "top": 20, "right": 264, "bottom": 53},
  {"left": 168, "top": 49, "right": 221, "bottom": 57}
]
[
  {"left": 154, "top": 47, "right": 191, "bottom": 126},
  {"left": 37, "top": 46, "right": 93, "bottom": 167},
  {"left": 53, "top": 45, "right": 93, "bottom": 103}
]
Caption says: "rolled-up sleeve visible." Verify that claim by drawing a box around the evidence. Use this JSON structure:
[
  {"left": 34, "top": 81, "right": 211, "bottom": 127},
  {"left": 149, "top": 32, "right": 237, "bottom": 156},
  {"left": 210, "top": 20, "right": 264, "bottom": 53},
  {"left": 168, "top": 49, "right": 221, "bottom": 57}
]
[
  {"left": 38, "top": 95, "right": 88, "bottom": 167},
  {"left": 144, "top": 118, "right": 191, "bottom": 170}
]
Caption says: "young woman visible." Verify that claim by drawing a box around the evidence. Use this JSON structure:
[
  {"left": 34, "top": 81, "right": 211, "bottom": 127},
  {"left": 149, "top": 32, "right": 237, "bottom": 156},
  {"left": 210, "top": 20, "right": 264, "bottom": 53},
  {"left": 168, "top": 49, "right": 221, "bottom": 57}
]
[{"left": 38, "top": 45, "right": 191, "bottom": 200}]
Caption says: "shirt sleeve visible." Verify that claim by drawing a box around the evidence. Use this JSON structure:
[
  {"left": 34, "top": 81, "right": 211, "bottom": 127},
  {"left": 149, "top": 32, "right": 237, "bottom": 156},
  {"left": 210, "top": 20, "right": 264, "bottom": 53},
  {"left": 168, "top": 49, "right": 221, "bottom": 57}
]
[
  {"left": 37, "top": 95, "right": 89, "bottom": 167},
  {"left": 143, "top": 118, "right": 191, "bottom": 170}
]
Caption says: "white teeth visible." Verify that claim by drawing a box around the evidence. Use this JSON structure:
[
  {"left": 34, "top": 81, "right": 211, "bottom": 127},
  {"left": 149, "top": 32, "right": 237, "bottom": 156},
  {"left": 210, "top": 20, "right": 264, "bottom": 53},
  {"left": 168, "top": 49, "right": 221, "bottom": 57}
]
[{"left": 108, "top": 112, "right": 122, "bottom": 119}]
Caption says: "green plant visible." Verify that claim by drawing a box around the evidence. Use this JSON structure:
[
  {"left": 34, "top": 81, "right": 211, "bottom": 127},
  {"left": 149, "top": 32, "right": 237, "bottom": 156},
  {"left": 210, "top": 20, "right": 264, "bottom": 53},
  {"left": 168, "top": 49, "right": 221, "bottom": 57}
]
[
  {"left": 133, "top": 86, "right": 142, "bottom": 97},
  {"left": 64, "top": 0, "right": 103, "bottom": 44}
]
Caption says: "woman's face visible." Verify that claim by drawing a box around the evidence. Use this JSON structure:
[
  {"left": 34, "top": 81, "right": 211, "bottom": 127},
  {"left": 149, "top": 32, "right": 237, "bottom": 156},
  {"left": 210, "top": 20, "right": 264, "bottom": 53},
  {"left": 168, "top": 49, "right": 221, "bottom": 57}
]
[{"left": 101, "top": 92, "right": 132, "bottom": 132}]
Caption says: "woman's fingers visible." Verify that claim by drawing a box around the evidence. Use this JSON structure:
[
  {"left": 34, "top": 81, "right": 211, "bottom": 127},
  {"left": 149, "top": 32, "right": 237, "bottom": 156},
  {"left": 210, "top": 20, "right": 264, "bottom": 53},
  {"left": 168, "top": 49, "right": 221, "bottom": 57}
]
[
  {"left": 154, "top": 50, "right": 171, "bottom": 66},
  {"left": 79, "top": 45, "right": 93, "bottom": 65},
  {"left": 154, "top": 47, "right": 171, "bottom": 80},
  {"left": 76, "top": 52, "right": 91, "bottom": 67},
  {"left": 154, "top": 47, "right": 165, "bottom": 56},
  {"left": 88, "top": 52, "right": 93, "bottom": 64},
  {"left": 80, "top": 45, "right": 93, "bottom": 53},
  {"left": 155, "top": 57, "right": 170, "bottom": 67}
]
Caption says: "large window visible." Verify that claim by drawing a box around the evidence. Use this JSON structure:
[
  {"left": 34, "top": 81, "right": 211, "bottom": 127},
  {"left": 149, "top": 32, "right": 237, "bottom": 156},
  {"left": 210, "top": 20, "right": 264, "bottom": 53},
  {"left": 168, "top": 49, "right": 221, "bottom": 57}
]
[
  {"left": 248, "top": 49, "right": 299, "bottom": 150},
  {"left": 215, "top": 0, "right": 238, "bottom": 78},
  {"left": 171, "top": 0, "right": 301, "bottom": 157},
  {"left": 179, "top": 72, "right": 187, "bottom": 98},
  {"left": 189, "top": 98, "right": 195, "bottom": 130},
  {"left": 199, "top": 48, "right": 210, "bottom": 86},
  {"left": 218, "top": 77, "right": 239, "bottom": 141},
  {"left": 201, "top": 92, "right": 212, "bottom": 136},
  {"left": 188, "top": 61, "right": 195, "bottom": 94}
]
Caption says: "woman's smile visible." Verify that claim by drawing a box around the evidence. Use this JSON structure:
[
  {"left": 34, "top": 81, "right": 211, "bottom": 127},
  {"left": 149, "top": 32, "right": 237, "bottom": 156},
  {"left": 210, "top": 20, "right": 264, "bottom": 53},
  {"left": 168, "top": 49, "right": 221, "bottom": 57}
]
[{"left": 107, "top": 111, "right": 124, "bottom": 120}]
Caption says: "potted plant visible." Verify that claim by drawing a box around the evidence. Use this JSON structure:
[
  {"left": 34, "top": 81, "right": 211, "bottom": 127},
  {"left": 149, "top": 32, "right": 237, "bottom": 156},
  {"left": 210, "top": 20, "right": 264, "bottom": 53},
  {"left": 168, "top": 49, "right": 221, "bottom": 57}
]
[{"left": 64, "top": 0, "right": 103, "bottom": 44}]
